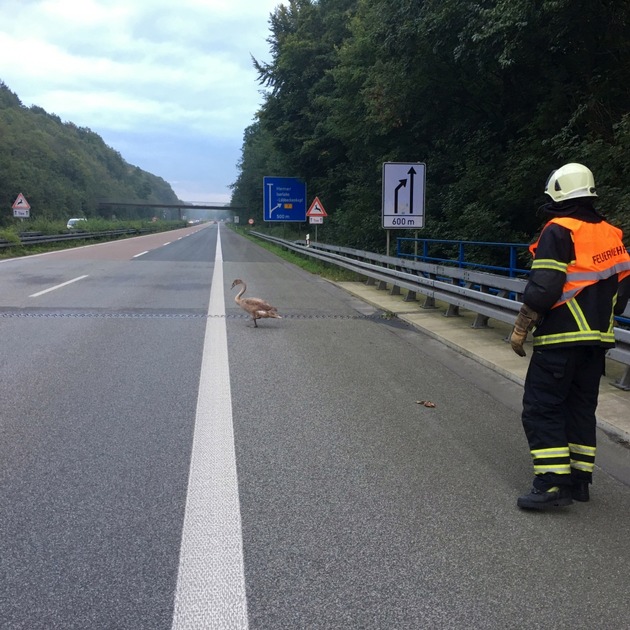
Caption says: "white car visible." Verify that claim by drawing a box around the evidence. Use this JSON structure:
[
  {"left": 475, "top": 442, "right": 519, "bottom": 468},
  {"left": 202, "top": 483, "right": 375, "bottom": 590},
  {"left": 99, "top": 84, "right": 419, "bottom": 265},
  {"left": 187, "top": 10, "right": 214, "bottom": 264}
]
[{"left": 67, "top": 218, "right": 87, "bottom": 229}]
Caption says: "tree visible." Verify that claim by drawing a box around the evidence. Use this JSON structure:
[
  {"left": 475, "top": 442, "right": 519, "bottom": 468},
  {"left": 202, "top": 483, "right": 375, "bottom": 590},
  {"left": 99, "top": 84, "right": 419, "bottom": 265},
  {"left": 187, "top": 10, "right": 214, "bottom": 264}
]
[
  {"left": 0, "top": 82, "right": 180, "bottom": 226},
  {"left": 233, "top": 0, "right": 630, "bottom": 247}
]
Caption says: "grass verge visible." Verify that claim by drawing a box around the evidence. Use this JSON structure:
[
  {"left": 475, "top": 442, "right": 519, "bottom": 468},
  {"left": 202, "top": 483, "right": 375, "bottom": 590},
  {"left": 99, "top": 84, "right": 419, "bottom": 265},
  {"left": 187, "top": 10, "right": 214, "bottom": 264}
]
[{"left": 232, "top": 226, "right": 364, "bottom": 282}]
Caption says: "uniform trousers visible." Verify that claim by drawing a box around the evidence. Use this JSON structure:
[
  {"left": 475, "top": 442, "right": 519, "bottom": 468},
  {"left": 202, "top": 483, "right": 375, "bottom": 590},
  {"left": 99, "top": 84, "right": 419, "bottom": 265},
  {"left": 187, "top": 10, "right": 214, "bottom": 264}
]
[{"left": 521, "top": 345, "right": 606, "bottom": 490}]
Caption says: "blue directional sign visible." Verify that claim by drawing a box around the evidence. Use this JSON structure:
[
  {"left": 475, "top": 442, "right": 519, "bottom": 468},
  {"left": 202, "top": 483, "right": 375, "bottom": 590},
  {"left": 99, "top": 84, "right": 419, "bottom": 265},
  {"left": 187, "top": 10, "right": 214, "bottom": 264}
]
[{"left": 263, "top": 177, "right": 307, "bottom": 222}]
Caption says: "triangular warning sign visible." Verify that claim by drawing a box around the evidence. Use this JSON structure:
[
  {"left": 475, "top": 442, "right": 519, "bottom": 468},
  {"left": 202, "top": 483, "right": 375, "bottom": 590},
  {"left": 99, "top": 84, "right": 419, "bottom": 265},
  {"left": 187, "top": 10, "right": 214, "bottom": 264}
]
[
  {"left": 306, "top": 196, "right": 328, "bottom": 217},
  {"left": 12, "top": 193, "right": 31, "bottom": 210}
]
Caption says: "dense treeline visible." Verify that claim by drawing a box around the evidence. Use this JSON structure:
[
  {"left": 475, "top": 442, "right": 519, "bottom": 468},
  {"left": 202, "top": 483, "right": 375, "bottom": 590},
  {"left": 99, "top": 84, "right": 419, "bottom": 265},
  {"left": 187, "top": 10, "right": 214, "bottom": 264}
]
[
  {"left": 0, "top": 81, "right": 180, "bottom": 227},
  {"left": 230, "top": 0, "right": 630, "bottom": 250}
]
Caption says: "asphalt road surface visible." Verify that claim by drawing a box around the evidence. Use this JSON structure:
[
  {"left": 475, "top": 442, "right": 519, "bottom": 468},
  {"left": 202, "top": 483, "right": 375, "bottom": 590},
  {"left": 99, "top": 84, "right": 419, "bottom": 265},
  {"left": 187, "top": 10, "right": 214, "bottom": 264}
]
[{"left": 1, "top": 224, "right": 629, "bottom": 630}]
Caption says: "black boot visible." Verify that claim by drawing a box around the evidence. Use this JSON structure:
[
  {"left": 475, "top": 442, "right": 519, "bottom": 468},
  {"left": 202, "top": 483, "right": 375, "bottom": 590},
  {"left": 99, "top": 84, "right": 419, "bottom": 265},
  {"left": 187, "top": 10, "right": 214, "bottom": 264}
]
[
  {"left": 517, "top": 486, "right": 573, "bottom": 510},
  {"left": 571, "top": 480, "right": 590, "bottom": 502}
]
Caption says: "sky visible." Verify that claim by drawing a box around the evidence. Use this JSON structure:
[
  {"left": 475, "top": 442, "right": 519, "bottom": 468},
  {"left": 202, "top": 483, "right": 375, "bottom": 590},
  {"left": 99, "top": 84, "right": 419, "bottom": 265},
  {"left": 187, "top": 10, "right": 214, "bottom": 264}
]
[{"left": 0, "top": 0, "right": 282, "bottom": 204}]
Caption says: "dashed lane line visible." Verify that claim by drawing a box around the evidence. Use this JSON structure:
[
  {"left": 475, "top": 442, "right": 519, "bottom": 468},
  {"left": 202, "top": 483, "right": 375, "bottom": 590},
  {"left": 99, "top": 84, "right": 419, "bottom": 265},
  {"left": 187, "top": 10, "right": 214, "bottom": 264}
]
[{"left": 29, "top": 275, "right": 89, "bottom": 297}]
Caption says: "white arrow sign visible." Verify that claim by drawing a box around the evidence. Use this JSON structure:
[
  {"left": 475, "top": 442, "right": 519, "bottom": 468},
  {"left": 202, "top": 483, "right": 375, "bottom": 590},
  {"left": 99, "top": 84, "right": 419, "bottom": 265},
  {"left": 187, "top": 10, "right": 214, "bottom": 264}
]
[{"left": 382, "top": 162, "right": 426, "bottom": 229}]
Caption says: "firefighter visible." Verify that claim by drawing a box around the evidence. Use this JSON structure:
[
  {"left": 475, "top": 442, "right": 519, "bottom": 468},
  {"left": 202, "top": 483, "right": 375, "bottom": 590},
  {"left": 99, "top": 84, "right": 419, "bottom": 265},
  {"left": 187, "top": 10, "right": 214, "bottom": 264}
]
[{"left": 510, "top": 163, "right": 630, "bottom": 510}]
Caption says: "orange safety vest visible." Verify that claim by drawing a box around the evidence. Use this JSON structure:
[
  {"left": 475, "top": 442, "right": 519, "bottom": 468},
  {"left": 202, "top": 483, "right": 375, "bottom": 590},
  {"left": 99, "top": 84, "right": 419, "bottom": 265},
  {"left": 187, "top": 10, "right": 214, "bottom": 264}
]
[
  {"left": 529, "top": 216, "right": 630, "bottom": 347},
  {"left": 529, "top": 216, "right": 630, "bottom": 308}
]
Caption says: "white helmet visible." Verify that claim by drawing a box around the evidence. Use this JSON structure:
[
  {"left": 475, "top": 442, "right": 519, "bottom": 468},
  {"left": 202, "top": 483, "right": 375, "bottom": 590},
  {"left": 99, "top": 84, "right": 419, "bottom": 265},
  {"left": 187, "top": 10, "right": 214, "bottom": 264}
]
[{"left": 544, "top": 163, "right": 597, "bottom": 202}]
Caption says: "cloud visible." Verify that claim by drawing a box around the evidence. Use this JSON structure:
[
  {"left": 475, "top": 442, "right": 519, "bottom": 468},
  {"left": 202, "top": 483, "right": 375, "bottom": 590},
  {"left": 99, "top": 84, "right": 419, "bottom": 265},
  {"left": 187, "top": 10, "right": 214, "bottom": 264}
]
[{"left": 0, "top": 0, "right": 279, "bottom": 201}]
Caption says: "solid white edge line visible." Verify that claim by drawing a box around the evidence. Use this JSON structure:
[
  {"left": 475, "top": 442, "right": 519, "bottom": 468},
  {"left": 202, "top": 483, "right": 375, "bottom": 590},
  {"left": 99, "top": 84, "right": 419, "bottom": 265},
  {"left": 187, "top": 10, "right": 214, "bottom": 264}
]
[
  {"left": 172, "top": 224, "right": 249, "bottom": 629},
  {"left": 29, "top": 275, "right": 89, "bottom": 298}
]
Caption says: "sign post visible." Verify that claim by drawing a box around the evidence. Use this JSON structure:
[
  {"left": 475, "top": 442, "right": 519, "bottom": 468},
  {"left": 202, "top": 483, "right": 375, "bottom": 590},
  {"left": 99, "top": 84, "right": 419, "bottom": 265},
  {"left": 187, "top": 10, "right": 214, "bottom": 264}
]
[
  {"left": 306, "top": 196, "right": 328, "bottom": 243},
  {"left": 382, "top": 162, "right": 426, "bottom": 255}
]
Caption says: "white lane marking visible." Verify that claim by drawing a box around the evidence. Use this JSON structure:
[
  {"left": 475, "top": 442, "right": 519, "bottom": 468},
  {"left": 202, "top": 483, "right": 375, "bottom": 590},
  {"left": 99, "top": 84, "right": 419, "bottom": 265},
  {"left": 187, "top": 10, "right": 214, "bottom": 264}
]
[
  {"left": 172, "top": 225, "right": 248, "bottom": 629},
  {"left": 163, "top": 241, "right": 172, "bottom": 246},
  {"left": 132, "top": 251, "right": 149, "bottom": 258},
  {"left": 0, "top": 226, "right": 207, "bottom": 265},
  {"left": 29, "top": 275, "right": 89, "bottom": 297}
]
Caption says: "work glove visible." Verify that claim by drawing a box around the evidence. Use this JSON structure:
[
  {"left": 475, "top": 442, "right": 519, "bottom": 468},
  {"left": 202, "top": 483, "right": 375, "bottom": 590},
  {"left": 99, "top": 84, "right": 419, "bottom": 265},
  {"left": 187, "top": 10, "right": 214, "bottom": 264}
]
[{"left": 509, "top": 304, "right": 540, "bottom": 357}]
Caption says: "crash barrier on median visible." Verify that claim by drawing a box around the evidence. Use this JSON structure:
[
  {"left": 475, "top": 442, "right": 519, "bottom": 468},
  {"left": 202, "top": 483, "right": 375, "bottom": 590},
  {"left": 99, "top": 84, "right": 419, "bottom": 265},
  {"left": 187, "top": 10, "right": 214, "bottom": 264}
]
[
  {"left": 0, "top": 228, "right": 157, "bottom": 249},
  {"left": 250, "top": 231, "right": 630, "bottom": 391}
]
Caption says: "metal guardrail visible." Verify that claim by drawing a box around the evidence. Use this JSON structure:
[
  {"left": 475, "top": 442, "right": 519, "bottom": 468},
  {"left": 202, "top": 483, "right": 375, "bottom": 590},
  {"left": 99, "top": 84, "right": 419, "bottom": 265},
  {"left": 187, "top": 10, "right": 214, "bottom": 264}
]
[
  {"left": 397, "top": 237, "right": 532, "bottom": 277},
  {"left": 0, "top": 228, "right": 154, "bottom": 249},
  {"left": 397, "top": 236, "right": 630, "bottom": 278},
  {"left": 251, "top": 231, "right": 630, "bottom": 391}
]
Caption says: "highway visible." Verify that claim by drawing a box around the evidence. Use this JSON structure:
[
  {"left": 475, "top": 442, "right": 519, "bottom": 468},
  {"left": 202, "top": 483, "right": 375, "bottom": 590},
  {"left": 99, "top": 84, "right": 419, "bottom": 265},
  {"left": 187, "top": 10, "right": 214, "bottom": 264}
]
[{"left": 1, "top": 223, "right": 630, "bottom": 629}]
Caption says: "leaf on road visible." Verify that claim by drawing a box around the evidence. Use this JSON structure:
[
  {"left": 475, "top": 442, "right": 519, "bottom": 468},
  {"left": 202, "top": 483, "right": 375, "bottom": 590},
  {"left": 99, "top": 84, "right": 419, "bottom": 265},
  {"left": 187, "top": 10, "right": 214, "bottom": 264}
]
[{"left": 416, "top": 400, "right": 436, "bottom": 408}]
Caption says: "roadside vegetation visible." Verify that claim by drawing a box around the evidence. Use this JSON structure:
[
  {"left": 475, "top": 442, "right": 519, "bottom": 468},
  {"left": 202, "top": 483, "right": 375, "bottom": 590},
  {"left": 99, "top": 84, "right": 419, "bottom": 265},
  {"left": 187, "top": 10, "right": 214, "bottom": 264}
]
[
  {"left": 0, "top": 81, "right": 181, "bottom": 227},
  {"left": 3, "top": 2, "right": 629, "bottom": 263},
  {"left": 230, "top": 1, "right": 630, "bottom": 251},
  {"left": 230, "top": 225, "right": 363, "bottom": 282}
]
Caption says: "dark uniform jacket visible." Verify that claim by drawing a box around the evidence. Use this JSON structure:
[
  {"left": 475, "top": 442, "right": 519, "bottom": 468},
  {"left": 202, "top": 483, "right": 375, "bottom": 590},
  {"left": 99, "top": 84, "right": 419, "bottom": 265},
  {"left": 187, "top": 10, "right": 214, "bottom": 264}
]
[{"left": 523, "top": 200, "right": 630, "bottom": 349}]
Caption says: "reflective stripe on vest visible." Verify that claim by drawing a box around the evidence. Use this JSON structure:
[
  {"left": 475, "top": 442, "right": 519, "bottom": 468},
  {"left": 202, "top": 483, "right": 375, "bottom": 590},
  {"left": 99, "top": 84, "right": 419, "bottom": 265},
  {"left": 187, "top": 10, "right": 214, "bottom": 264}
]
[{"left": 531, "top": 258, "right": 568, "bottom": 273}]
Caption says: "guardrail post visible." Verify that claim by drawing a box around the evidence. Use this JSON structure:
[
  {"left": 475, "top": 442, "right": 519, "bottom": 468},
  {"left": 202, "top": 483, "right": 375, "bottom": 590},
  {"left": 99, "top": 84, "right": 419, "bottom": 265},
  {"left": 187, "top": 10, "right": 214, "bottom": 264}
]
[
  {"left": 420, "top": 272, "right": 437, "bottom": 308},
  {"left": 444, "top": 304, "right": 460, "bottom": 317},
  {"left": 404, "top": 291, "right": 417, "bottom": 302},
  {"left": 444, "top": 276, "right": 460, "bottom": 316},
  {"left": 472, "top": 314, "right": 490, "bottom": 328},
  {"left": 390, "top": 268, "right": 402, "bottom": 295},
  {"left": 612, "top": 366, "right": 630, "bottom": 391}
]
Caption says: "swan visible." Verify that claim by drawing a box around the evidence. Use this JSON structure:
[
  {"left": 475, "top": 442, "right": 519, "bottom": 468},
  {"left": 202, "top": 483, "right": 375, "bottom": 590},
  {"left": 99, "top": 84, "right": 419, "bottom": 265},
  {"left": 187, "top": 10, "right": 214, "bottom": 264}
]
[{"left": 231, "top": 279, "right": 282, "bottom": 327}]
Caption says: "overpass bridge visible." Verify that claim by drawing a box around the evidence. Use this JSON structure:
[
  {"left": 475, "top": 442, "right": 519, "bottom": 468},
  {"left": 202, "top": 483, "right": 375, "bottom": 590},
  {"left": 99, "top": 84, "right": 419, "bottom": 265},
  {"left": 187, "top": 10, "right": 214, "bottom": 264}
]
[{"left": 97, "top": 201, "right": 247, "bottom": 221}]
